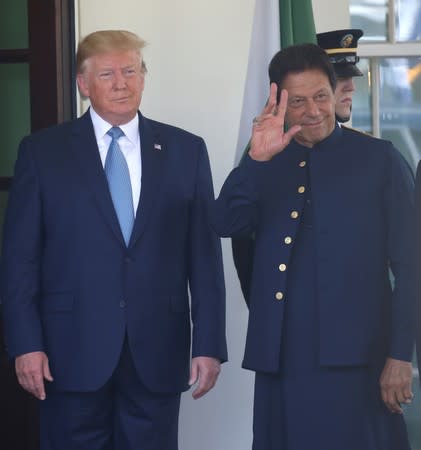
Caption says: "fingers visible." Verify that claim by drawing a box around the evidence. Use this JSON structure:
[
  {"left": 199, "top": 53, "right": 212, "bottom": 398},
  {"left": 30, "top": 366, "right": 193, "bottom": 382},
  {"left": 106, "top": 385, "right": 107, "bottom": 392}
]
[
  {"left": 190, "top": 357, "right": 221, "bottom": 400},
  {"left": 17, "top": 366, "right": 46, "bottom": 400},
  {"left": 276, "top": 88, "right": 289, "bottom": 119},
  {"left": 380, "top": 385, "right": 413, "bottom": 414},
  {"left": 380, "top": 385, "right": 403, "bottom": 414},
  {"left": 379, "top": 358, "right": 413, "bottom": 414},
  {"left": 15, "top": 351, "right": 52, "bottom": 400},
  {"left": 250, "top": 84, "right": 299, "bottom": 161},
  {"left": 254, "top": 84, "right": 288, "bottom": 130},
  {"left": 261, "top": 83, "right": 278, "bottom": 116},
  {"left": 260, "top": 84, "right": 285, "bottom": 119},
  {"left": 191, "top": 368, "right": 218, "bottom": 399},
  {"left": 402, "top": 385, "right": 414, "bottom": 403},
  {"left": 393, "top": 381, "right": 413, "bottom": 405},
  {"left": 283, "top": 124, "right": 302, "bottom": 145},
  {"left": 188, "top": 361, "right": 199, "bottom": 387},
  {"left": 43, "top": 358, "right": 54, "bottom": 383}
]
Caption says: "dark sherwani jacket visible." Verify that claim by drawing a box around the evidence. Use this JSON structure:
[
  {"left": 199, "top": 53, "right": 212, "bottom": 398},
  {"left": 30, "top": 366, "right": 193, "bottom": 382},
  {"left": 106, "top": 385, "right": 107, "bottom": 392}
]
[{"left": 212, "top": 125, "right": 414, "bottom": 373}]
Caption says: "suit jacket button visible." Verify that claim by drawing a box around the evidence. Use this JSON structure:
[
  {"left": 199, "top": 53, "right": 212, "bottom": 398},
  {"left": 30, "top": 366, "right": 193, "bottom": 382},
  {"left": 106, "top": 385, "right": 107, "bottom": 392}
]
[
  {"left": 299, "top": 161, "right": 306, "bottom": 168},
  {"left": 284, "top": 236, "right": 292, "bottom": 245},
  {"left": 298, "top": 186, "right": 305, "bottom": 194},
  {"left": 119, "top": 300, "right": 126, "bottom": 308},
  {"left": 275, "top": 292, "right": 284, "bottom": 301},
  {"left": 278, "top": 264, "right": 287, "bottom": 272},
  {"left": 291, "top": 211, "right": 299, "bottom": 219}
]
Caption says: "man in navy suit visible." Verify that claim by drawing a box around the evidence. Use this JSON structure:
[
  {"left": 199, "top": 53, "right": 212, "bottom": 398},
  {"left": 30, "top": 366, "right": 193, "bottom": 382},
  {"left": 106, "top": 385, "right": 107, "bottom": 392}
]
[
  {"left": 212, "top": 44, "right": 414, "bottom": 449},
  {"left": 1, "top": 30, "right": 227, "bottom": 450}
]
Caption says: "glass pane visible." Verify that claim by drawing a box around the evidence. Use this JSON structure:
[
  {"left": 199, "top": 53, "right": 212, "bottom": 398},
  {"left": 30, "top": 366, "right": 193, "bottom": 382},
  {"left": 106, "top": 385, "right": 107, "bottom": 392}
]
[
  {"left": 0, "top": 0, "right": 28, "bottom": 49},
  {"left": 379, "top": 57, "right": 421, "bottom": 171},
  {"left": 395, "top": 0, "right": 421, "bottom": 42},
  {"left": 405, "top": 359, "right": 421, "bottom": 450},
  {"left": 350, "top": 0, "right": 388, "bottom": 41},
  {"left": 350, "top": 58, "right": 373, "bottom": 133},
  {"left": 0, "top": 64, "right": 31, "bottom": 177}
]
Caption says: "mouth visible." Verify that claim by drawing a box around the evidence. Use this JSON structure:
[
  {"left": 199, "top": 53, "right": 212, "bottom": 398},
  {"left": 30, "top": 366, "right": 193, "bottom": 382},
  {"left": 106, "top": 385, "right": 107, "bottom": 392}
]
[
  {"left": 113, "top": 97, "right": 130, "bottom": 103},
  {"left": 341, "top": 97, "right": 352, "bottom": 104},
  {"left": 302, "top": 119, "right": 323, "bottom": 128}
]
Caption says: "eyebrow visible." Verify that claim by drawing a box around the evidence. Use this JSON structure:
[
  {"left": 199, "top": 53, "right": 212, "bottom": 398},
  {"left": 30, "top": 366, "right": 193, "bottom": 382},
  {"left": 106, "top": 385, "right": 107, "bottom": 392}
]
[
  {"left": 288, "top": 88, "right": 331, "bottom": 103},
  {"left": 97, "top": 63, "right": 138, "bottom": 71},
  {"left": 314, "top": 88, "right": 329, "bottom": 95}
]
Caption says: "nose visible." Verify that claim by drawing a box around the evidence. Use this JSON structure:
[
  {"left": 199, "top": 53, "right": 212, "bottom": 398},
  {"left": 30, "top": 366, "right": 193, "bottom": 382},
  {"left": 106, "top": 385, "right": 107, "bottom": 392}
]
[
  {"left": 112, "top": 71, "right": 127, "bottom": 89},
  {"left": 305, "top": 98, "right": 320, "bottom": 116},
  {"left": 343, "top": 77, "right": 355, "bottom": 92}
]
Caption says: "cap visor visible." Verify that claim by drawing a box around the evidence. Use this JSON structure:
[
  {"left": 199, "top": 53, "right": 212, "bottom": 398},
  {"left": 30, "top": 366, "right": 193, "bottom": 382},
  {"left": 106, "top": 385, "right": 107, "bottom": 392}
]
[{"left": 335, "top": 64, "right": 363, "bottom": 77}]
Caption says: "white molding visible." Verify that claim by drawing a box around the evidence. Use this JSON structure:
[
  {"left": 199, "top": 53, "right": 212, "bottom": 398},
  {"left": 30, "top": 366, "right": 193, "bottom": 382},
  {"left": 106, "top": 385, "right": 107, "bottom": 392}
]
[
  {"left": 370, "top": 59, "right": 381, "bottom": 138},
  {"left": 388, "top": 0, "right": 396, "bottom": 44},
  {"left": 358, "top": 42, "right": 421, "bottom": 57}
]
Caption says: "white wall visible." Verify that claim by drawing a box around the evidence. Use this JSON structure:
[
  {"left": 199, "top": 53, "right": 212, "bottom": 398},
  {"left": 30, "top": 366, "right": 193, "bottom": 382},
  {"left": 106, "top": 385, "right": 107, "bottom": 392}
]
[
  {"left": 76, "top": 1, "right": 349, "bottom": 449},
  {"left": 313, "top": 0, "right": 349, "bottom": 32}
]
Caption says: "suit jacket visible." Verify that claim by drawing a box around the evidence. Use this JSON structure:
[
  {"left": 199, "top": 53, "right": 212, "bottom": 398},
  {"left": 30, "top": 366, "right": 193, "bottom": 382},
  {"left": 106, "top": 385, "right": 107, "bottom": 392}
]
[
  {"left": 212, "top": 125, "right": 414, "bottom": 374},
  {"left": 415, "top": 161, "right": 421, "bottom": 376},
  {"left": 0, "top": 111, "right": 227, "bottom": 393}
]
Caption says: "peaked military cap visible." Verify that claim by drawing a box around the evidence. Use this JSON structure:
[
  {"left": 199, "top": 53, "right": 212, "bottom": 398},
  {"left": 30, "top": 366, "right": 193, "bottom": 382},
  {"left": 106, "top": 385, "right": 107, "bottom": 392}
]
[{"left": 317, "top": 29, "right": 364, "bottom": 78}]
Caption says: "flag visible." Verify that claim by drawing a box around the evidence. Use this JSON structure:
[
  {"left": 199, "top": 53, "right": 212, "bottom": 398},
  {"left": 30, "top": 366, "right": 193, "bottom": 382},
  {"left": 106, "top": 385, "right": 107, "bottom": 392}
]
[
  {"left": 234, "top": 0, "right": 280, "bottom": 164},
  {"left": 235, "top": 0, "right": 316, "bottom": 164},
  {"left": 232, "top": 0, "right": 317, "bottom": 303},
  {"left": 279, "top": 0, "right": 316, "bottom": 47}
]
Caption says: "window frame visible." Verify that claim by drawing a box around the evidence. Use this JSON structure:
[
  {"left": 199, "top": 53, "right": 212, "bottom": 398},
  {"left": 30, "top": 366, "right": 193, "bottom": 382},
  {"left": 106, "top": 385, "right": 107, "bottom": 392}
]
[{"left": 0, "top": 0, "right": 76, "bottom": 192}]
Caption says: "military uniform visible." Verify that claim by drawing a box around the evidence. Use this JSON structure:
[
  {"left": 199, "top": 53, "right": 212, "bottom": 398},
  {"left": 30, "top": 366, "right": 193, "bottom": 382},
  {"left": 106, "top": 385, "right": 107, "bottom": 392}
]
[
  {"left": 317, "top": 29, "right": 364, "bottom": 78},
  {"left": 213, "top": 125, "right": 415, "bottom": 449}
]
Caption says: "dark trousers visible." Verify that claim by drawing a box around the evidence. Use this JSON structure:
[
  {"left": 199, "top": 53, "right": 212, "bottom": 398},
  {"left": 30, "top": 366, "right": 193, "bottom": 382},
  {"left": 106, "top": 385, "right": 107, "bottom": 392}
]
[
  {"left": 0, "top": 311, "right": 39, "bottom": 450},
  {"left": 40, "top": 339, "right": 181, "bottom": 450}
]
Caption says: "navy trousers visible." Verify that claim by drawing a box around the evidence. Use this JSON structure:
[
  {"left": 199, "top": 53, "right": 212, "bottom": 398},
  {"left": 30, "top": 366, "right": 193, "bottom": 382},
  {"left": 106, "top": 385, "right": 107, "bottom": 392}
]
[{"left": 40, "top": 338, "right": 181, "bottom": 450}]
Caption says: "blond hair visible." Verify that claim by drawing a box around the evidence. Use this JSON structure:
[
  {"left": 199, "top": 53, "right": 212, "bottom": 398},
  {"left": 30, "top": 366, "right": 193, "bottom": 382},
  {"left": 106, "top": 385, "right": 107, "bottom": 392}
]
[{"left": 76, "top": 30, "right": 147, "bottom": 74}]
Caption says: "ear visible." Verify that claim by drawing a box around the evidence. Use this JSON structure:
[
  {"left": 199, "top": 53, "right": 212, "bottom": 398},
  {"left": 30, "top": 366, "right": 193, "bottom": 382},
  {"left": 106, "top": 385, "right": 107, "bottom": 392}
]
[{"left": 76, "top": 73, "right": 90, "bottom": 98}]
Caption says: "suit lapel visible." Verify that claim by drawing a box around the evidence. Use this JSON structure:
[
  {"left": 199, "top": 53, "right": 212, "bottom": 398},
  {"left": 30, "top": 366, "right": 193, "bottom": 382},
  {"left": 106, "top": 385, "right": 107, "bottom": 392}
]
[
  {"left": 70, "top": 111, "right": 126, "bottom": 246},
  {"left": 129, "top": 113, "right": 167, "bottom": 247}
]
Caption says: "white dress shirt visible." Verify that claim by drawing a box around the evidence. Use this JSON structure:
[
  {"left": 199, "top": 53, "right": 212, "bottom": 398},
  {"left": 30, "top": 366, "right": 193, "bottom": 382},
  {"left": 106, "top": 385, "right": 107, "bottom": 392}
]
[{"left": 89, "top": 107, "right": 142, "bottom": 216}]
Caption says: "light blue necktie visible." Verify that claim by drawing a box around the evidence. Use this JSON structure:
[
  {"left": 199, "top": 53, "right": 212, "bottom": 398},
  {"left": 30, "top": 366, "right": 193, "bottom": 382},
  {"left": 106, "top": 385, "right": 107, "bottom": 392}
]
[{"left": 105, "top": 127, "right": 134, "bottom": 245}]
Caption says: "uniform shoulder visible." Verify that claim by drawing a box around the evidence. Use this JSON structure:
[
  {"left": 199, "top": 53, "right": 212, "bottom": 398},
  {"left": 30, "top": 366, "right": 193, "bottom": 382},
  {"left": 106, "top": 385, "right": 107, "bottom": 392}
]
[{"left": 341, "top": 124, "right": 372, "bottom": 137}]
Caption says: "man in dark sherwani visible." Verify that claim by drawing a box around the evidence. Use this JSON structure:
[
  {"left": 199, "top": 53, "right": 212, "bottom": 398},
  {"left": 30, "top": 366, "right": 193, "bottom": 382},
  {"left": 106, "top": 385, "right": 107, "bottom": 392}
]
[{"left": 212, "top": 43, "right": 415, "bottom": 450}]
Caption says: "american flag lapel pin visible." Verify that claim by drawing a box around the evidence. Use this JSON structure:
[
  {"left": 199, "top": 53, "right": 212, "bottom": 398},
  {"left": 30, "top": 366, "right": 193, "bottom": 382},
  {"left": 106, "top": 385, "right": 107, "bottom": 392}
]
[{"left": 154, "top": 143, "right": 162, "bottom": 150}]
